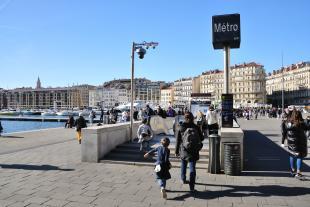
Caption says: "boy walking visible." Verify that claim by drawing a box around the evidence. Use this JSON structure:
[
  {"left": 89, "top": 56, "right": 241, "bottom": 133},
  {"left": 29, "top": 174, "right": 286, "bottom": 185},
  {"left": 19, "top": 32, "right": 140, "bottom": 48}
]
[{"left": 144, "top": 137, "right": 171, "bottom": 199}]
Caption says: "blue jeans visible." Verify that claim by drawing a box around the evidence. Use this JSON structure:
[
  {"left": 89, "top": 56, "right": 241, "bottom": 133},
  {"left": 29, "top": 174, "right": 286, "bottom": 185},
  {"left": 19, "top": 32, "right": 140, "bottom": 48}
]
[
  {"left": 157, "top": 179, "right": 166, "bottom": 189},
  {"left": 290, "top": 155, "right": 302, "bottom": 171},
  {"left": 181, "top": 159, "right": 196, "bottom": 190}
]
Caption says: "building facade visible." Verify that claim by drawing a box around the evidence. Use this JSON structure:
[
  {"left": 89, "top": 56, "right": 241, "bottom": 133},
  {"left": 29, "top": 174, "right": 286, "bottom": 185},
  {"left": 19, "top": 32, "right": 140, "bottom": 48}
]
[
  {"left": 266, "top": 61, "right": 310, "bottom": 106},
  {"left": 89, "top": 87, "right": 129, "bottom": 108},
  {"left": 160, "top": 87, "right": 174, "bottom": 108},
  {"left": 135, "top": 81, "right": 163, "bottom": 104},
  {"left": 3, "top": 84, "right": 94, "bottom": 109},
  {"left": 173, "top": 77, "right": 200, "bottom": 108},
  {"left": 200, "top": 62, "right": 266, "bottom": 107},
  {"left": 200, "top": 70, "right": 223, "bottom": 106},
  {"left": 103, "top": 78, "right": 163, "bottom": 104},
  {"left": 0, "top": 89, "right": 8, "bottom": 109},
  {"left": 230, "top": 62, "right": 266, "bottom": 107}
]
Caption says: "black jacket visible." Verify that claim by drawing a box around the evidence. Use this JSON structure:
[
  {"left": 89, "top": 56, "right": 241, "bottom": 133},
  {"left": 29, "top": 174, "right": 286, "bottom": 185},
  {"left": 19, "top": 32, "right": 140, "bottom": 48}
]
[
  {"left": 282, "top": 121, "right": 309, "bottom": 158},
  {"left": 175, "top": 122, "right": 204, "bottom": 161},
  {"left": 75, "top": 116, "right": 87, "bottom": 132}
]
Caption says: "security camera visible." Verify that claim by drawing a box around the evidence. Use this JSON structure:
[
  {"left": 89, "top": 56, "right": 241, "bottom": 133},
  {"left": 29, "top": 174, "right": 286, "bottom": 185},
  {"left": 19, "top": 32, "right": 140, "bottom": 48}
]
[{"left": 136, "top": 47, "right": 146, "bottom": 59}]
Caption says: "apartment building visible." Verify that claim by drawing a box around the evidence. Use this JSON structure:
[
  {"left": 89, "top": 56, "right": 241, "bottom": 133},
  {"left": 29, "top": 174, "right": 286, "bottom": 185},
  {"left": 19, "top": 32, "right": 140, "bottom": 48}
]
[
  {"left": 266, "top": 61, "right": 310, "bottom": 106},
  {"left": 160, "top": 87, "right": 174, "bottom": 108},
  {"left": 200, "top": 62, "right": 266, "bottom": 107},
  {"left": 173, "top": 77, "right": 200, "bottom": 108},
  {"left": 231, "top": 62, "right": 266, "bottom": 107},
  {"left": 89, "top": 87, "right": 129, "bottom": 108}
]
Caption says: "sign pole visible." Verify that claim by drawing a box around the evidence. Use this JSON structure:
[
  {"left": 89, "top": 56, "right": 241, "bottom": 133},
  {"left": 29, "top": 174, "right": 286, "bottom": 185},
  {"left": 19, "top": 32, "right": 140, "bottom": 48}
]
[
  {"left": 224, "top": 45, "right": 230, "bottom": 94},
  {"left": 130, "top": 42, "right": 135, "bottom": 142}
]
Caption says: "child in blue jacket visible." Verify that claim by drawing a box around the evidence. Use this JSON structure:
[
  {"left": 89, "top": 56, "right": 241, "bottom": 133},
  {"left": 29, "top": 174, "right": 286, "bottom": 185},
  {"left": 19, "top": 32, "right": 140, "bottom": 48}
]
[{"left": 144, "top": 137, "right": 171, "bottom": 199}]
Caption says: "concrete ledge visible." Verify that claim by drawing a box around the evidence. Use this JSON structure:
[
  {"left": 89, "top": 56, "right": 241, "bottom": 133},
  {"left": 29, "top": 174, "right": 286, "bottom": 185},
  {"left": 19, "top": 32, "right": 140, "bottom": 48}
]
[
  {"left": 220, "top": 126, "right": 244, "bottom": 171},
  {"left": 81, "top": 122, "right": 140, "bottom": 162}
]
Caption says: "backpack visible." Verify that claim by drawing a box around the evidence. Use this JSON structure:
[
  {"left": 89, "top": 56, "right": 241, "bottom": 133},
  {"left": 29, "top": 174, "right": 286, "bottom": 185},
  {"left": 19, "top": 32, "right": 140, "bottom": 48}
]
[{"left": 182, "top": 127, "right": 202, "bottom": 152}]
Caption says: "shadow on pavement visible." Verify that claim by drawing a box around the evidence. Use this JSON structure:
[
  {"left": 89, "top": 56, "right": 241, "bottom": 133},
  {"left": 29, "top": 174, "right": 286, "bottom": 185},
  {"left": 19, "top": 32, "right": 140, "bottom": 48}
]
[
  {"left": 169, "top": 183, "right": 310, "bottom": 200},
  {"left": 0, "top": 135, "right": 24, "bottom": 138},
  {"left": 242, "top": 130, "right": 310, "bottom": 177},
  {"left": 0, "top": 164, "right": 74, "bottom": 171}
]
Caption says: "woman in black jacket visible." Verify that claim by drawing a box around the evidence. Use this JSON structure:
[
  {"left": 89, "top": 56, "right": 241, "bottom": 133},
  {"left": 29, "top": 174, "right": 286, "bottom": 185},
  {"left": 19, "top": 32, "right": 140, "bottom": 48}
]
[
  {"left": 282, "top": 109, "right": 309, "bottom": 178},
  {"left": 175, "top": 112, "right": 203, "bottom": 191}
]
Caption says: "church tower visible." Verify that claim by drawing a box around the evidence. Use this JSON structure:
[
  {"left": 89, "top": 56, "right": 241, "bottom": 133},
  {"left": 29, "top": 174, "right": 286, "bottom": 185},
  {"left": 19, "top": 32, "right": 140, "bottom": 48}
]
[{"left": 36, "top": 77, "right": 42, "bottom": 89}]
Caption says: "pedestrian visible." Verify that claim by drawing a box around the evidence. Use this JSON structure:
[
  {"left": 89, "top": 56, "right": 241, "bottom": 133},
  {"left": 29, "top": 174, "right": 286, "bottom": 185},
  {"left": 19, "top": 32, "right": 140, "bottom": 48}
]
[
  {"left": 145, "top": 105, "right": 154, "bottom": 125},
  {"left": 175, "top": 112, "right": 203, "bottom": 192},
  {"left": 205, "top": 105, "right": 219, "bottom": 135},
  {"left": 75, "top": 113, "right": 87, "bottom": 144},
  {"left": 306, "top": 116, "right": 310, "bottom": 140},
  {"left": 137, "top": 118, "right": 153, "bottom": 151},
  {"left": 100, "top": 108, "right": 104, "bottom": 123},
  {"left": 195, "top": 110, "right": 205, "bottom": 134},
  {"left": 144, "top": 137, "right": 171, "bottom": 199},
  {"left": 133, "top": 107, "right": 138, "bottom": 121},
  {"left": 282, "top": 109, "right": 309, "bottom": 179},
  {"left": 65, "top": 115, "right": 75, "bottom": 128},
  {"left": 0, "top": 120, "right": 3, "bottom": 136}
]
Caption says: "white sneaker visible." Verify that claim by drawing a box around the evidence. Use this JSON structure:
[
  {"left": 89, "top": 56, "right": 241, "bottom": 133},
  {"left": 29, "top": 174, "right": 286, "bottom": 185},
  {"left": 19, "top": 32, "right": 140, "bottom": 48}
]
[{"left": 161, "top": 188, "right": 167, "bottom": 199}]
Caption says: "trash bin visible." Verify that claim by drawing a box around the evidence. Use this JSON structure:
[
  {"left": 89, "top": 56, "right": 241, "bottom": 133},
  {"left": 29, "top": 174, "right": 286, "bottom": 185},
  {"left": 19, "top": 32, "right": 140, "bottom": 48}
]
[
  {"left": 223, "top": 142, "right": 241, "bottom": 176},
  {"left": 208, "top": 134, "right": 221, "bottom": 174}
]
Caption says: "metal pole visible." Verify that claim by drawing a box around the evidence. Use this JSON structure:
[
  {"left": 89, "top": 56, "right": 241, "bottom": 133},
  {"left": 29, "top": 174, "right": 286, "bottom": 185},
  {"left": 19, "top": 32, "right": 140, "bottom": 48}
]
[
  {"left": 224, "top": 46, "right": 230, "bottom": 94},
  {"left": 130, "top": 42, "right": 135, "bottom": 142},
  {"left": 281, "top": 52, "right": 284, "bottom": 112}
]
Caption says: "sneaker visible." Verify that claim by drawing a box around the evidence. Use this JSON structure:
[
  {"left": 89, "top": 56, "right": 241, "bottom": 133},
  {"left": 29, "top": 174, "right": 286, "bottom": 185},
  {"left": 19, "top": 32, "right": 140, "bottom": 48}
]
[
  {"left": 295, "top": 173, "right": 305, "bottom": 180},
  {"left": 161, "top": 188, "right": 167, "bottom": 199},
  {"left": 181, "top": 179, "right": 187, "bottom": 184},
  {"left": 290, "top": 169, "right": 296, "bottom": 177}
]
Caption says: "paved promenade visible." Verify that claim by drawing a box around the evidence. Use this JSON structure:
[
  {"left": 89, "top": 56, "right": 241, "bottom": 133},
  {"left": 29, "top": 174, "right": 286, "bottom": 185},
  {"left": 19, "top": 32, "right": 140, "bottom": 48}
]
[{"left": 0, "top": 117, "right": 309, "bottom": 207}]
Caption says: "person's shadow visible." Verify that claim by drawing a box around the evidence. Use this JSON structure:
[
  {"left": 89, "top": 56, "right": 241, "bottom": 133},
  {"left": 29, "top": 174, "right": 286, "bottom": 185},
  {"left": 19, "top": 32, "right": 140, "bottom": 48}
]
[
  {"left": 0, "top": 164, "right": 74, "bottom": 171},
  {"left": 168, "top": 183, "right": 310, "bottom": 201}
]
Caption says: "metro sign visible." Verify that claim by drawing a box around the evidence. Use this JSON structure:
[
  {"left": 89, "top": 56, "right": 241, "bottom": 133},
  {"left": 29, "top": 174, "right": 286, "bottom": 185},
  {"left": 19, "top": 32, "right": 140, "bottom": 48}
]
[{"left": 212, "top": 13, "right": 241, "bottom": 49}]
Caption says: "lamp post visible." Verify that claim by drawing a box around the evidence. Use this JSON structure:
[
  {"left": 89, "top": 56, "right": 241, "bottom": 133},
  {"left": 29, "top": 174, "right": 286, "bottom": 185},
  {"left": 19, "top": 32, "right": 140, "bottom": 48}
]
[
  {"left": 281, "top": 52, "right": 284, "bottom": 113},
  {"left": 130, "top": 41, "right": 158, "bottom": 142}
]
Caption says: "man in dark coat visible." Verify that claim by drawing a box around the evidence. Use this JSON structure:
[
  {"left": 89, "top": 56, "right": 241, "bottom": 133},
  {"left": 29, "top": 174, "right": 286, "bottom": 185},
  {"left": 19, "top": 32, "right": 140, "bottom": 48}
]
[
  {"left": 75, "top": 113, "right": 87, "bottom": 144},
  {"left": 175, "top": 112, "right": 203, "bottom": 192}
]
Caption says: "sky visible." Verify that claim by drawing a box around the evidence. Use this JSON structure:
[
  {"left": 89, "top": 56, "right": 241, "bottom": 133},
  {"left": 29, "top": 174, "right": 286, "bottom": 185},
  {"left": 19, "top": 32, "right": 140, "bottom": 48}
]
[{"left": 0, "top": 0, "right": 309, "bottom": 89}]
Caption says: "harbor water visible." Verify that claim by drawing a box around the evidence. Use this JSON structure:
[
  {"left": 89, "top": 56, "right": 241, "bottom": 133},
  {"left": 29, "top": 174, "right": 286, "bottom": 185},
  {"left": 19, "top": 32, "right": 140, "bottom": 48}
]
[{"left": 0, "top": 120, "right": 64, "bottom": 134}]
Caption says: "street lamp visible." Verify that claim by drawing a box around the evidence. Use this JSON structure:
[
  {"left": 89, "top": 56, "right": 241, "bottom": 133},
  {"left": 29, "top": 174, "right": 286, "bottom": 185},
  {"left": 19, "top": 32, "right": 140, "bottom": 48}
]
[{"left": 130, "top": 41, "right": 158, "bottom": 142}]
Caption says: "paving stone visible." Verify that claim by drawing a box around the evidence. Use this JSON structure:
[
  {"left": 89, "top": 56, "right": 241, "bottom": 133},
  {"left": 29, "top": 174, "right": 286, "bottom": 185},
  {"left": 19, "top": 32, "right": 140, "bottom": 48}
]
[
  {"left": 66, "top": 195, "right": 96, "bottom": 204},
  {"left": 7, "top": 202, "right": 25, "bottom": 207},
  {"left": 0, "top": 199, "right": 16, "bottom": 207},
  {"left": 44, "top": 199, "right": 69, "bottom": 207},
  {"left": 81, "top": 190, "right": 101, "bottom": 197},
  {"left": 63, "top": 202, "right": 96, "bottom": 207},
  {"left": 91, "top": 197, "right": 122, "bottom": 206},
  {"left": 7, "top": 194, "right": 29, "bottom": 202},
  {"left": 24, "top": 196, "right": 51, "bottom": 205},
  {"left": 15, "top": 189, "right": 37, "bottom": 196}
]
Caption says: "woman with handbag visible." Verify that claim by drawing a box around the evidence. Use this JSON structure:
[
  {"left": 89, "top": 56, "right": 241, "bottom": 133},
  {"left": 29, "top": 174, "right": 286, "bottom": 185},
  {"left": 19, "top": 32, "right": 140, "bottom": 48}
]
[{"left": 144, "top": 137, "right": 171, "bottom": 199}]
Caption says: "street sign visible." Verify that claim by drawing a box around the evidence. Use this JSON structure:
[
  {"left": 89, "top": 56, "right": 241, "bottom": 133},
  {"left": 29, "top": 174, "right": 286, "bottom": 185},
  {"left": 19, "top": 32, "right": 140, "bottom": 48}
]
[
  {"left": 221, "top": 94, "right": 233, "bottom": 128},
  {"left": 212, "top": 13, "right": 241, "bottom": 49}
]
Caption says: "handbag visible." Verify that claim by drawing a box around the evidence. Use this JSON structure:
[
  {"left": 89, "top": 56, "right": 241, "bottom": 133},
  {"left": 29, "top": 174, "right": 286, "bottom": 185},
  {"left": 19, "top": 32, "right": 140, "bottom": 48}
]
[{"left": 154, "top": 164, "right": 161, "bottom": 173}]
